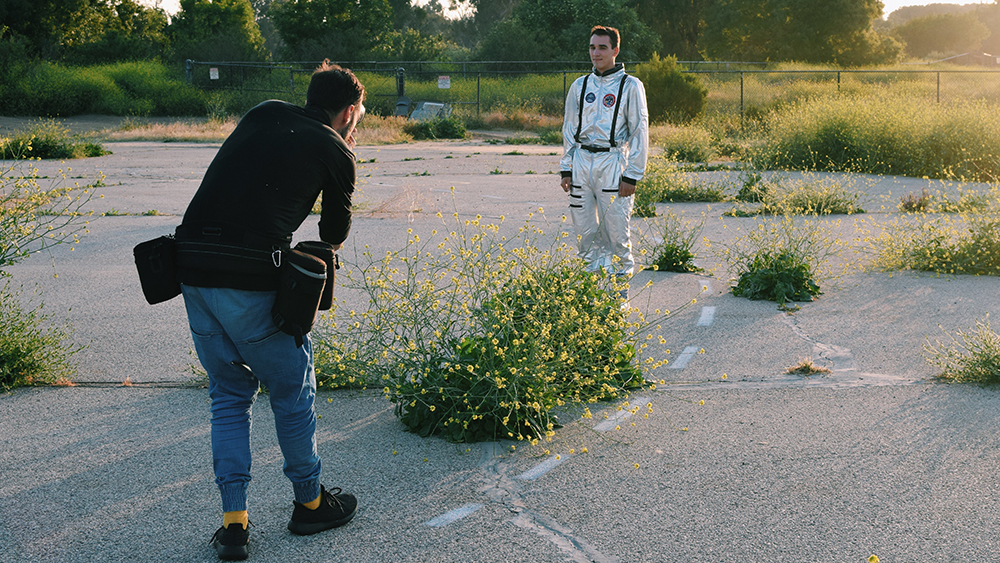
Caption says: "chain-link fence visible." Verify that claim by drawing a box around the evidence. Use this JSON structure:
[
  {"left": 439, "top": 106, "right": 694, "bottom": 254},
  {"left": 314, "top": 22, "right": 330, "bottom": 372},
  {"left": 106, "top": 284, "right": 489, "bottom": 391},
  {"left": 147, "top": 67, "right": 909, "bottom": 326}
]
[{"left": 185, "top": 60, "right": 1000, "bottom": 121}]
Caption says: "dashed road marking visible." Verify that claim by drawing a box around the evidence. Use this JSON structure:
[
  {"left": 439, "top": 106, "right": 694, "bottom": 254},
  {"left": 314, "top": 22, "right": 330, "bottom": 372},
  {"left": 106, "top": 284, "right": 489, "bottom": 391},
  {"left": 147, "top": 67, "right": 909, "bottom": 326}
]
[
  {"left": 697, "top": 306, "right": 716, "bottom": 326},
  {"left": 669, "top": 346, "right": 700, "bottom": 369},
  {"left": 425, "top": 503, "right": 484, "bottom": 527},
  {"left": 593, "top": 396, "right": 650, "bottom": 431},
  {"left": 517, "top": 455, "right": 570, "bottom": 481}
]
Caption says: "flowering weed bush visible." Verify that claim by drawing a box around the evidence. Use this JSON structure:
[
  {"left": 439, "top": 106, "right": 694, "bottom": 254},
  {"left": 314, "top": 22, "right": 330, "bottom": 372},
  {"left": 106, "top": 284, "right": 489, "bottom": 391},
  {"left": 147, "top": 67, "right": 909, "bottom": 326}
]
[
  {"left": 634, "top": 156, "right": 725, "bottom": 217},
  {"left": 0, "top": 160, "right": 97, "bottom": 388},
  {"left": 925, "top": 317, "right": 1000, "bottom": 384},
  {"left": 634, "top": 213, "right": 704, "bottom": 273},
  {"left": 1, "top": 120, "right": 109, "bottom": 160},
  {"left": 315, "top": 205, "right": 669, "bottom": 442},
  {"left": 726, "top": 173, "right": 865, "bottom": 217},
  {"left": 716, "top": 215, "right": 844, "bottom": 304}
]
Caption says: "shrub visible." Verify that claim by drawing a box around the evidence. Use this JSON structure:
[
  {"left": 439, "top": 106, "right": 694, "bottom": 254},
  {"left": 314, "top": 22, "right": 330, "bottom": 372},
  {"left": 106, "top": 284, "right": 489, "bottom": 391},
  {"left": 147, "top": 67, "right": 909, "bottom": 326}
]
[
  {"left": 717, "top": 215, "right": 843, "bottom": 305},
  {"left": 634, "top": 156, "right": 726, "bottom": 217},
  {"left": 752, "top": 95, "right": 1000, "bottom": 181},
  {"left": 402, "top": 116, "right": 467, "bottom": 140},
  {"left": 1, "top": 120, "right": 110, "bottom": 159},
  {"left": 651, "top": 124, "right": 715, "bottom": 163},
  {"left": 925, "top": 316, "right": 1000, "bottom": 384},
  {"left": 633, "top": 53, "right": 707, "bottom": 124},
  {"left": 635, "top": 213, "right": 704, "bottom": 273},
  {"left": 727, "top": 174, "right": 865, "bottom": 217},
  {"left": 314, "top": 207, "right": 669, "bottom": 443},
  {"left": 0, "top": 282, "right": 82, "bottom": 390}
]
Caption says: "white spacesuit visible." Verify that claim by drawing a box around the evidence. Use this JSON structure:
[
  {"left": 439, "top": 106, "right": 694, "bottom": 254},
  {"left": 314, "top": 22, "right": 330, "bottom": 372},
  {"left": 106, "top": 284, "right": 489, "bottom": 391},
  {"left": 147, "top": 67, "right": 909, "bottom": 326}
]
[{"left": 560, "top": 62, "right": 649, "bottom": 277}]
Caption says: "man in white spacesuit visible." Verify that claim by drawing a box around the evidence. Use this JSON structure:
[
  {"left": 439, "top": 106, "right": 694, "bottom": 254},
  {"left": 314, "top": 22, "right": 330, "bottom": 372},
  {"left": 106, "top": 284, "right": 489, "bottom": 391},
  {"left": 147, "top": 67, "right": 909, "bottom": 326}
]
[{"left": 560, "top": 25, "right": 649, "bottom": 298}]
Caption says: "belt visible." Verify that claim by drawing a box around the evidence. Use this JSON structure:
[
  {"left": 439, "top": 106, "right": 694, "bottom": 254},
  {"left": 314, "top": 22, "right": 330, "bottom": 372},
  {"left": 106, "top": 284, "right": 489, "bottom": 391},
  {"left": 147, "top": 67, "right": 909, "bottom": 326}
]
[{"left": 580, "top": 144, "right": 610, "bottom": 153}]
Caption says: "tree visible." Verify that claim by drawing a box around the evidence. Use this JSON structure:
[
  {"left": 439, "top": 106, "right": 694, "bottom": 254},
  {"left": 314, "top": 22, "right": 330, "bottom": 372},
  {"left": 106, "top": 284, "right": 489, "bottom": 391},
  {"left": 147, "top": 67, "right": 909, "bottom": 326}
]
[
  {"left": 270, "top": 0, "right": 393, "bottom": 60},
  {"left": 893, "top": 12, "right": 990, "bottom": 59},
  {"left": 474, "top": 0, "right": 661, "bottom": 62},
  {"left": 169, "top": 0, "right": 268, "bottom": 61},
  {"left": 62, "top": 0, "right": 171, "bottom": 64},
  {"left": 634, "top": 0, "right": 704, "bottom": 60},
  {"left": 700, "top": 0, "right": 902, "bottom": 65}
]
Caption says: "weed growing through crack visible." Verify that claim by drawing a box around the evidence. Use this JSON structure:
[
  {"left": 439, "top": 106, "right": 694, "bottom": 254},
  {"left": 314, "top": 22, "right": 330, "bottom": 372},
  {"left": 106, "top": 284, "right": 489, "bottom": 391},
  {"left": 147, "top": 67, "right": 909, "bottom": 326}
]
[
  {"left": 714, "top": 215, "right": 845, "bottom": 305},
  {"left": 314, "top": 201, "right": 676, "bottom": 443},
  {"left": 726, "top": 172, "right": 866, "bottom": 217},
  {"left": 634, "top": 155, "right": 726, "bottom": 217},
  {"left": 785, "top": 358, "right": 831, "bottom": 375},
  {"left": 633, "top": 212, "right": 705, "bottom": 273},
  {"left": 924, "top": 316, "right": 1000, "bottom": 384}
]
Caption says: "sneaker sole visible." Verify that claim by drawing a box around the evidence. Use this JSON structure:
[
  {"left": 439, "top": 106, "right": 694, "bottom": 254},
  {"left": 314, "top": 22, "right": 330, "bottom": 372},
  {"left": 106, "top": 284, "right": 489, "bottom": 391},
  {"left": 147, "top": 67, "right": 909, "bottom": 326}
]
[
  {"left": 212, "top": 539, "right": 249, "bottom": 561},
  {"left": 286, "top": 503, "right": 358, "bottom": 536}
]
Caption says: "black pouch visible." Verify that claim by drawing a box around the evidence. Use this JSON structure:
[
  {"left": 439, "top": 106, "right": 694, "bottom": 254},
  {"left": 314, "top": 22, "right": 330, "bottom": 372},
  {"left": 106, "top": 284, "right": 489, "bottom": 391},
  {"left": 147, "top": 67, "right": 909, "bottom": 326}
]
[
  {"left": 271, "top": 248, "right": 327, "bottom": 345},
  {"left": 293, "top": 241, "right": 337, "bottom": 310},
  {"left": 133, "top": 235, "right": 180, "bottom": 304}
]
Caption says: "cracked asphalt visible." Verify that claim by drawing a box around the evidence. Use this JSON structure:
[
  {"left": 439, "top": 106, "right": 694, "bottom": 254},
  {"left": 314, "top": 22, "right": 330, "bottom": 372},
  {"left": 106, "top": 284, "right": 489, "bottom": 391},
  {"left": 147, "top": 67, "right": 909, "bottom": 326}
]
[{"left": 1, "top": 126, "right": 999, "bottom": 563}]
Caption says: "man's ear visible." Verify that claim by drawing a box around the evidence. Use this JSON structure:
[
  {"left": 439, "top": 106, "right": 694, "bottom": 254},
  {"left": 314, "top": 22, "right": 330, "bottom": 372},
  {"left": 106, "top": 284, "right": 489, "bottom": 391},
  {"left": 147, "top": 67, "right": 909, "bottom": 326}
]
[{"left": 332, "top": 104, "right": 355, "bottom": 129}]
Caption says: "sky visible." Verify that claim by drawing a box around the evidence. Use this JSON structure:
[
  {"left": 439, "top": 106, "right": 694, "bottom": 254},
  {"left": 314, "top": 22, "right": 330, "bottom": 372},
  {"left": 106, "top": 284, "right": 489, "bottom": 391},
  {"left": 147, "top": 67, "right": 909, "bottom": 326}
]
[{"left": 142, "top": 0, "right": 988, "bottom": 21}]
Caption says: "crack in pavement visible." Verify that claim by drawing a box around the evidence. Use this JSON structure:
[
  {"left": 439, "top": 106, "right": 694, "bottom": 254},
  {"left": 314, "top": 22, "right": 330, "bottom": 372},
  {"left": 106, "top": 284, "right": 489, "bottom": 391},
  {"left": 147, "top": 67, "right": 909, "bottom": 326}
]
[{"left": 476, "top": 442, "right": 618, "bottom": 563}]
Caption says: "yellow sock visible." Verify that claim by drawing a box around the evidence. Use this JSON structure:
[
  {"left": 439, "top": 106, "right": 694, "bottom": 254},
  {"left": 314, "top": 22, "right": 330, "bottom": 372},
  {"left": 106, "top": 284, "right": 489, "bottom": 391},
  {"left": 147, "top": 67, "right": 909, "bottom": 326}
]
[
  {"left": 303, "top": 493, "right": 322, "bottom": 510},
  {"left": 223, "top": 510, "right": 248, "bottom": 530}
]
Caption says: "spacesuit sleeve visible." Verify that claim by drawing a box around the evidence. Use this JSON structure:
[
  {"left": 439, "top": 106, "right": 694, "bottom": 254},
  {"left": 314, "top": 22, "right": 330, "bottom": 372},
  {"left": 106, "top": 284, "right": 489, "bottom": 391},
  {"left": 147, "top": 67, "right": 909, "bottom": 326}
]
[
  {"left": 560, "top": 78, "right": 581, "bottom": 179},
  {"left": 621, "top": 77, "right": 649, "bottom": 185}
]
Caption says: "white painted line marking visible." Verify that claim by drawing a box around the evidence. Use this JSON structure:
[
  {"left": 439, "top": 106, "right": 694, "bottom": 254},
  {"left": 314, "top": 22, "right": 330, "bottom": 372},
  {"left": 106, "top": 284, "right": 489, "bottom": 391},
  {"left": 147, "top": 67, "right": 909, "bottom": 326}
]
[
  {"left": 669, "top": 346, "right": 700, "bottom": 369},
  {"left": 700, "top": 280, "right": 712, "bottom": 293},
  {"left": 483, "top": 195, "right": 504, "bottom": 199},
  {"left": 593, "top": 396, "right": 650, "bottom": 432},
  {"left": 517, "top": 455, "right": 569, "bottom": 481},
  {"left": 425, "top": 503, "right": 484, "bottom": 527},
  {"left": 697, "top": 306, "right": 716, "bottom": 327}
]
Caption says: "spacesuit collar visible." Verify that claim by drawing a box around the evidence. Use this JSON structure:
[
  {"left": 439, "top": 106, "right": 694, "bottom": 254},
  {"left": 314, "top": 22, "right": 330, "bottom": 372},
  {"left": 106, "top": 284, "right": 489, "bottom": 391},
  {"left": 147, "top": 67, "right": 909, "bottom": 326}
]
[{"left": 593, "top": 63, "right": 624, "bottom": 77}]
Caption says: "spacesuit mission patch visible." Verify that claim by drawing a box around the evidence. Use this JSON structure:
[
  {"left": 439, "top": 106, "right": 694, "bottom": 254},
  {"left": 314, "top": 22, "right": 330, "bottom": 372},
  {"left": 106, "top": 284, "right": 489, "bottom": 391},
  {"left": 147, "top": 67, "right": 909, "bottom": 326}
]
[
  {"left": 603, "top": 94, "right": 616, "bottom": 108},
  {"left": 585, "top": 92, "right": 596, "bottom": 103}
]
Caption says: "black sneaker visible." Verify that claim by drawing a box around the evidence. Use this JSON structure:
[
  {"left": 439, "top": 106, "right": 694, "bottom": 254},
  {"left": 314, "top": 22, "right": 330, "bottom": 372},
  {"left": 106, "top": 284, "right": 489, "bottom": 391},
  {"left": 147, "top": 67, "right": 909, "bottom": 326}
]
[
  {"left": 287, "top": 485, "right": 358, "bottom": 535},
  {"left": 210, "top": 523, "right": 249, "bottom": 561}
]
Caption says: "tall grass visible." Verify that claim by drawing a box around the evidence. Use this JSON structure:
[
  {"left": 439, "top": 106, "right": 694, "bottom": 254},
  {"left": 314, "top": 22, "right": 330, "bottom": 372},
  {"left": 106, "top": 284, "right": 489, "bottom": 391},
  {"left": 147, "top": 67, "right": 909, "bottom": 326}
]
[
  {"left": 752, "top": 95, "right": 1000, "bottom": 181},
  {"left": 4, "top": 61, "right": 206, "bottom": 117}
]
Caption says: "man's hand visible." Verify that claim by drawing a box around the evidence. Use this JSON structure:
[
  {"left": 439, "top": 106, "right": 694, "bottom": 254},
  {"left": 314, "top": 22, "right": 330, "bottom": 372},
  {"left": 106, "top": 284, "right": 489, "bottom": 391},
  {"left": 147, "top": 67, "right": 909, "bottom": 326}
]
[
  {"left": 619, "top": 181, "right": 636, "bottom": 198},
  {"left": 345, "top": 130, "right": 357, "bottom": 151},
  {"left": 560, "top": 176, "right": 572, "bottom": 193}
]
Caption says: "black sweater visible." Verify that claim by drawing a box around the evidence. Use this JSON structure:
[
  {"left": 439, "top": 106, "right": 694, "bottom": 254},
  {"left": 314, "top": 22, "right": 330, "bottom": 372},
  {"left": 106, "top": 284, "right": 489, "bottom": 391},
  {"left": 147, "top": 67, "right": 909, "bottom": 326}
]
[{"left": 177, "top": 100, "right": 354, "bottom": 290}]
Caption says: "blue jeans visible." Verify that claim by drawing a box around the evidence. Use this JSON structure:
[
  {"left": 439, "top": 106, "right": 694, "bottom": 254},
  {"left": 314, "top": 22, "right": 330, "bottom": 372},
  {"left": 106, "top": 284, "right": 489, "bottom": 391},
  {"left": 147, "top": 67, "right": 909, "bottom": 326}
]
[{"left": 181, "top": 285, "right": 322, "bottom": 512}]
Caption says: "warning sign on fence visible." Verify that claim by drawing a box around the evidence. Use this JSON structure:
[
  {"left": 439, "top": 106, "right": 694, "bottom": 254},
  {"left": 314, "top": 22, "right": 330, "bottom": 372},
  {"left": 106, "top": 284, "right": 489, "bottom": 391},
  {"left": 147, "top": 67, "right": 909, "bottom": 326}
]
[
  {"left": 438, "top": 76, "right": 450, "bottom": 89},
  {"left": 209, "top": 68, "right": 219, "bottom": 80}
]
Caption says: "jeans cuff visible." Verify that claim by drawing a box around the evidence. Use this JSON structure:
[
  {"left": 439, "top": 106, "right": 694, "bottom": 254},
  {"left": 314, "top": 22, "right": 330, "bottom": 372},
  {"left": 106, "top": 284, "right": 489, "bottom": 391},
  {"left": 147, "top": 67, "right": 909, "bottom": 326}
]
[
  {"left": 292, "top": 479, "right": 321, "bottom": 505},
  {"left": 219, "top": 482, "right": 249, "bottom": 512}
]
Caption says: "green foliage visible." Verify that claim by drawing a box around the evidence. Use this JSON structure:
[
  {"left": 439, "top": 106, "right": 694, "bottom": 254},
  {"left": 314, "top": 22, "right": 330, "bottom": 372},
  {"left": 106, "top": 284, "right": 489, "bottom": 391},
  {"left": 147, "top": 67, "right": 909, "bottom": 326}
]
[
  {"left": 170, "top": 0, "right": 268, "bottom": 62},
  {"left": 925, "top": 316, "right": 1000, "bottom": 384},
  {"left": 1, "top": 60, "right": 206, "bottom": 117},
  {"left": 474, "top": 0, "right": 661, "bottom": 62},
  {"left": 726, "top": 173, "right": 865, "bottom": 216},
  {"left": 271, "top": 0, "right": 393, "bottom": 60},
  {"left": 633, "top": 54, "right": 707, "bottom": 124},
  {"left": 652, "top": 124, "right": 715, "bottom": 162},
  {"left": 0, "top": 159, "right": 98, "bottom": 272},
  {"left": 0, "top": 282, "right": 82, "bottom": 390},
  {"left": 402, "top": 116, "right": 467, "bottom": 140},
  {"left": 718, "top": 215, "right": 843, "bottom": 305},
  {"left": 753, "top": 96, "right": 1000, "bottom": 182},
  {"left": 634, "top": 156, "right": 725, "bottom": 217},
  {"left": 637, "top": 213, "right": 703, "bottom": 273},
  {"left": 1, "top": 120, "right": 109, "bottom": 159},
  {"left": 314, "top": 209, "right": 668, "bottom": 443},
  {"left": 700, "top": 0, "right": 902, "bottom": 65},
  {"left": 732, "top": 251, "right": 821, "bottom": 304},
  {"left": 869, "top": 201, "right": 1000, "bottom": 277},
  {"left": 892, "top": 12, "right": 990, "bottom": 59}
]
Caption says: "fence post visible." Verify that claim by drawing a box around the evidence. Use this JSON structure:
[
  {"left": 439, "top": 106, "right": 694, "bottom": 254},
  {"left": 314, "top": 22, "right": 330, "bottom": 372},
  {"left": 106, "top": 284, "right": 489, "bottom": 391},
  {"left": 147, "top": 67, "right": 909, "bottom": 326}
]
[
  {"left": 740, "top": 71, "right": 745, "bottom": 130},
  {"left": 185, "top": 59, "right": 193, "bottom": 83},
  {"left": 289, "top": 66, "right": 294, "bottom": 94},
  {"left": 837, "top": 71, "right": 841, "bottom": 93},
  {"left": 477, "top": 74, "right": 481, "bottom": 116},
  {"left": 937, "top": 72, "right": 941, "bottom": 104},
  {"left": 396, "top": 67, "right": 406, "bottom": 98},
  {"left": 563, "top": 72, "right": 567, "bottom": 103}
]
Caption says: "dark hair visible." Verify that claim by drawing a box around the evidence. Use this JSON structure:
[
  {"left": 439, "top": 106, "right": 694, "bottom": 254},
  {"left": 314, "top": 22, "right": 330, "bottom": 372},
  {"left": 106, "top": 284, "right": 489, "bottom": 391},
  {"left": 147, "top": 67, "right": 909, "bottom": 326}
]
[
  {"left": 306, "top": 60, "right": 366, "bottom": 114},
  {"left": 590, "top": 26, "right": 620, "bottom": 50}
]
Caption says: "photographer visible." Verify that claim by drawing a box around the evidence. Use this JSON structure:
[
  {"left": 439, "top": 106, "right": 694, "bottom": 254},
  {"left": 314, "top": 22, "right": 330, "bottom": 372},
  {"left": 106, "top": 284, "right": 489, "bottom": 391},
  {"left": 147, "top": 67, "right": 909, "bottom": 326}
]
[{"left": 176, "top": 61, "right": 364, "bottom": 560}]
